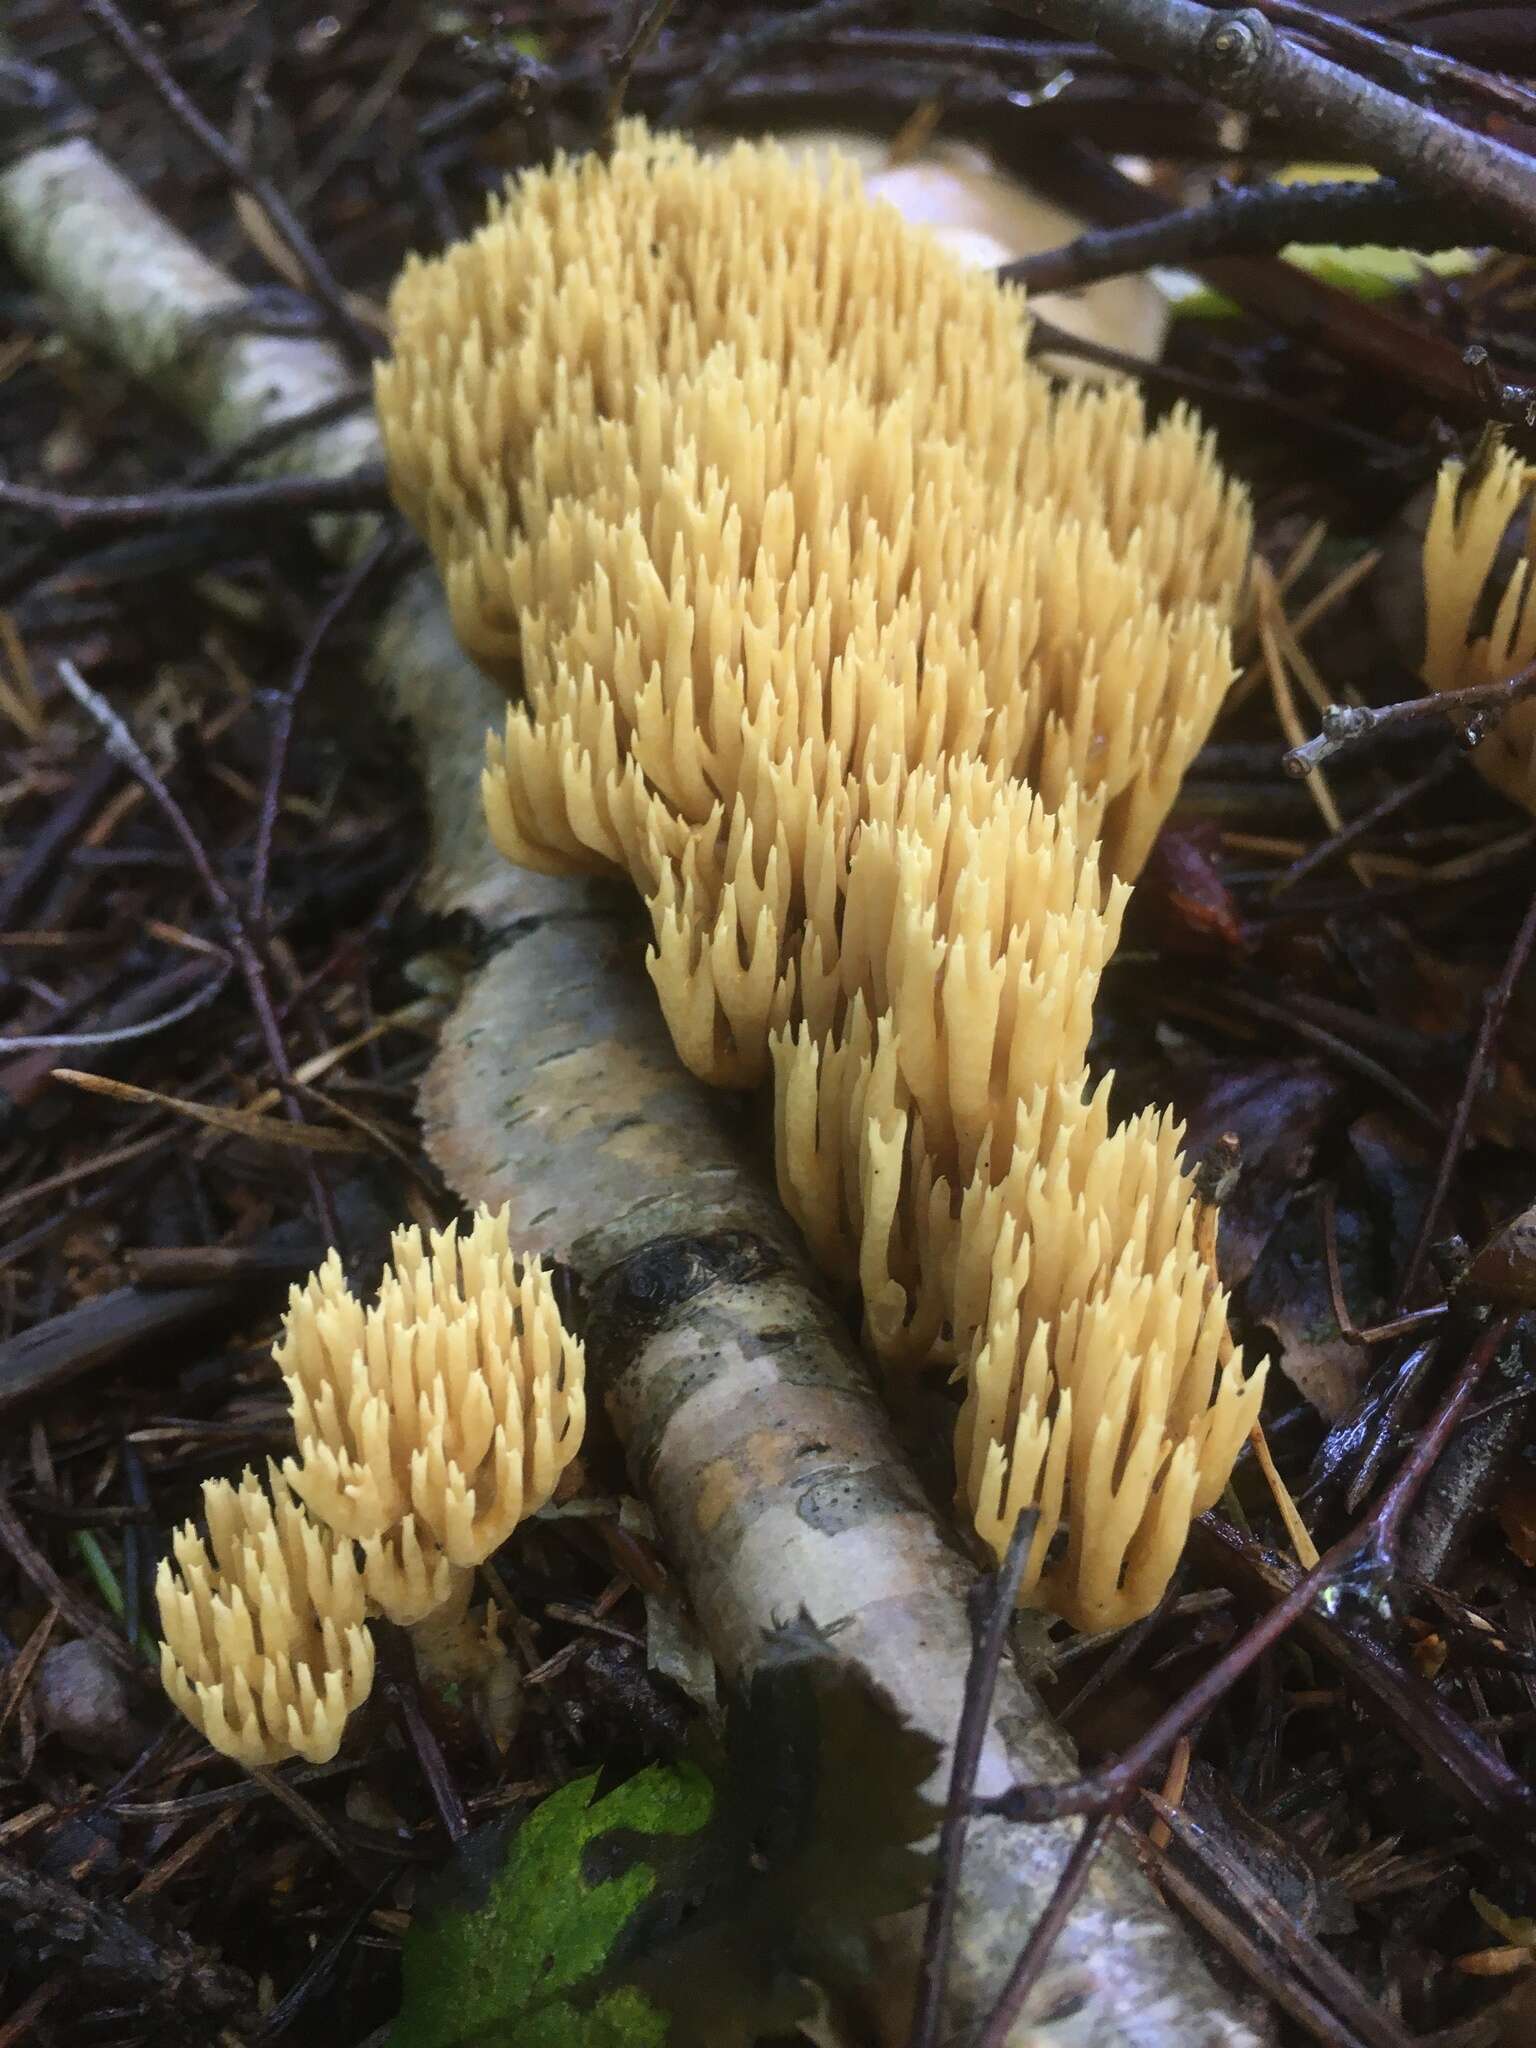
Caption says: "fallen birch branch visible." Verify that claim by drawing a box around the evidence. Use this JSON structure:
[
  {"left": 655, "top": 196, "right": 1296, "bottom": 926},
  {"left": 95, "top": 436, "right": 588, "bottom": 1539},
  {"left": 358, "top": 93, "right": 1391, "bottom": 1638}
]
[{"left": 0, "top": 122, "right": 1264, "bottom": 2048}]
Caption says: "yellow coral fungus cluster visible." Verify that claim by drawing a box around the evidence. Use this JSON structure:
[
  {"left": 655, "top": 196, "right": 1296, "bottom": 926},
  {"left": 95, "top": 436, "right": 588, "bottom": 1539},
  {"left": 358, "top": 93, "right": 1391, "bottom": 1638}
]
[
  {"left": 1421, "top": 444, "right": 1536, "bottom": 812},
  {"left": 377, "top": 124, "right": 1265, "bottom": 1631},
  {"left": 156, "top": 1207, "right": 585, "bottom": 1765},
  {"left": 157, "top": 1463, "right": 373, "bottom": 1767},
  {"left": 953, "top": 1081, "right": 1259, "bottom": 1628},
  {"left": 278, "top": 1209, "right": 586, "bottom": 1622},
  {"left": 377, "top": 124, "right": 1248, "bottom": 925}
]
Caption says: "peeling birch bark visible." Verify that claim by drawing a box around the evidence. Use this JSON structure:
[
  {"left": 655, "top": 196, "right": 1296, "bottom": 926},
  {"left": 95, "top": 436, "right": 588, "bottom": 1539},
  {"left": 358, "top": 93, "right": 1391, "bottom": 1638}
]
[{"left": 0, "top": 126, "right": 1266, "bottom": 2048}]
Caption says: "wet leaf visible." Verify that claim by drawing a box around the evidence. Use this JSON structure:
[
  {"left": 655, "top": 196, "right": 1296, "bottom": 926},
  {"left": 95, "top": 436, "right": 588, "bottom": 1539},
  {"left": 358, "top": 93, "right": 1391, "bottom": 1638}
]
[
  {"left": 391, "top": 1628, "right": 940, "bottom": 2048},
  {"left": 1460, "top": 1204, "right": 1536, "bottom": 1310},
  {"left": 1136, "top": 823, "right": 1246, "bottom": 957},
  {"left": 391, "top": 1765, "right": 702, "bottom": 2048},
  {"left": 1176, "top": 1060, "right": 1340, "bottom": 1284},
  {"left": 1247, "top": 1191, "right": 1380, "bottom": 1419}
]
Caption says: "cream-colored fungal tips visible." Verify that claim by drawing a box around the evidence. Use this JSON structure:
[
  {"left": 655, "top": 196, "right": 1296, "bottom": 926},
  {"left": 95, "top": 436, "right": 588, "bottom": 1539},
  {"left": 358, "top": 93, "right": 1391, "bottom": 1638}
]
[{"left": 155, "top": 1463, "right": 374, "bottom": 1767}]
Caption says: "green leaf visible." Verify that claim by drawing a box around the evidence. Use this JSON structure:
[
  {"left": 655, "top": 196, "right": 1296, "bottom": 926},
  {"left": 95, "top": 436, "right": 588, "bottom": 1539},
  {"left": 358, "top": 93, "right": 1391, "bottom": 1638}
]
[
  {"left": 390, "top": 1624, "right": 941, "bottom": 2048},
  {"left": 391, "top": 1764, "right": 711, "bottom": 2048},
  {"left": 618, "top": 1617, "right": 941, "bottom": 2045}
]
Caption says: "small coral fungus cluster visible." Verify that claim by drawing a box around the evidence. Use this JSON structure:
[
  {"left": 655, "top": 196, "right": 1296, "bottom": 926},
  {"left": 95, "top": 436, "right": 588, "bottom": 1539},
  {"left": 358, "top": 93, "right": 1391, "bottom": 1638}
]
[
  {"left": 1420, "top": 443, "right": 1536, "bottom": 811},
  {"left": 157, "top": 1208, "right": 584, "bottom": 1765},
  {"left": 376, "top": 124, "right": 1266, "bottom": 1631}
]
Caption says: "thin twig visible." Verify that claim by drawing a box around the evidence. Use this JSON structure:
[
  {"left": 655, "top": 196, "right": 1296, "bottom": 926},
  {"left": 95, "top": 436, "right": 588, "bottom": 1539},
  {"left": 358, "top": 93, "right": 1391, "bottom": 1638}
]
[
  {"left": 831, "top": 28, "right": 1105, "bottom": 71},
  {"left": 1194, "top": 1511, "right": 1536, "bottom": 1846},
  {"left": 606, "top": 0, "right": 680, "bottom": 141},
  {"left": 249, "top": 528, "right": 398, "bottom": 932},
  {"left": 0, "top": 391, "right": 376, "bottom": 609},
  {"left": 1217, "top": 984, "right": 1440, "bottom": 1130},
  {"left": 1253, "top": 0, "right": 1536, "bottom": 120},
  {"left": 1053, "top": 1583, "right": 1182, "bottom": 1729},
  {"left": 1320, "top": 1185, "right": 1447, "bottom": 1349},
  {"left": 1144, "top": 1794, "right": 1417, "bottom": 2048},
  {"left": 383, "top": 1654, "right": 470, "bottom": 1844},
  {"left": 189, "top": 387, "right": 373, "bottom": 486},
  {"left": 0, "top": 751, "right": 118, "bottom": 938},
  {"left": 0, "top": 1485, "right": 140, "bottom": 1674},
  {"left": 1394, "top": 880, "right": 1536, "bottom": 1311},
  {"left": 1284, "top": 660, "right": 1536, "bottom": 777},
  {"left": 998, "top": 0, "right": 1536, "bottom": 245},
  {"left": 1274, "top": 753, "right": 1461, "bottom": 893},
  {"left": 975, "top": 1812, "right": 1118, "bottom": 2048},
  {"left": 0, "top": 967, "right": 229, "bottom": 1049},
  {"left": 1003, "top": 176, "right": 1511, "bottom": 297},
  {"left": 252, "top": 1873, "right": 397, "bottom": 2043},
  {"left": 1464, "top": 343, "right": 1536, "bottom": 430},
  {"left": 1025, "top": 315, "right": 1409, "bottom": 467},
  {"left": 55, "top": 660, "right": 341, "bottom": 1246},
  {"left": 246, "top": 1766, "right": 354, "bottom": 1870},
  {"left": 907, "top": 1511, "right": 1036, "bottom": 2048},
  {"left": 662, "top": 0, "right": 886, "bottom": 128},
  {"left": 78, "top": 0, "right": 378, "bottom": 360},
  {"left": 0, "top": 469, "right": 389, "bottom": 533}
]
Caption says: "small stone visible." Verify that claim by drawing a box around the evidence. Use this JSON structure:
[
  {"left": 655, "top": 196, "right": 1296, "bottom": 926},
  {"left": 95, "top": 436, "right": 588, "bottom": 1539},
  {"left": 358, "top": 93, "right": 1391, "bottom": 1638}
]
[{"left": 35, "top": 1639, "right": 150, "bottom": 1761}]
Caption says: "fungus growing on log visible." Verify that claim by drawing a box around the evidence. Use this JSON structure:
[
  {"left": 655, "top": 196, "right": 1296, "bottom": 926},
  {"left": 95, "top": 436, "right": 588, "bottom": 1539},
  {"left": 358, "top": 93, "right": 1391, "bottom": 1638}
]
[
  {"left": 764, "top": 802, "right": 1268, "bottom": 1623},
  {"left": 276, "top": 1205, "right": 586, "bottom": 1623},
  {"left": 156, "top": 1208, "right": 586, "bottom": 1761},
  {"left": 156, "top": 1464, "right": 374, "bottom": 1766},
  {"left": 767, "top": 766, "right": 1126, "bottom": 1361},
  {"left": 952, "top": 1078, "right": 1266, "bottom": 1631},
  {"left": 378, "top": 123, "right": 1250, "bottom": 902},
  {"left": 1421, "top": 444, "right": 1536, "bottom": 810},
  {"left": 0, "top": 97, "right": 1274, "bottom": 2034},
  {"left": 374, "top": 124, "right": 1262, "bottom": 1630}
]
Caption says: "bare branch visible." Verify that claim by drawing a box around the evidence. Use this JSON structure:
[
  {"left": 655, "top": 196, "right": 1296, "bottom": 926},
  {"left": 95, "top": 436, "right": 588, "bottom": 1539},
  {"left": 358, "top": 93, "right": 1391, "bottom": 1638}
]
[
  {"left": 1000, "top": 0, "right": 1536, "bottom": 245},
  {"left": 1282, "top": 660, "right": 1536, "bottom": 776},
  {"left": 0, "top": 469, "right": 390, "bottom": 532},
  {"left": 1003, "top": 176, "right": 1522, "bottom": 298}
]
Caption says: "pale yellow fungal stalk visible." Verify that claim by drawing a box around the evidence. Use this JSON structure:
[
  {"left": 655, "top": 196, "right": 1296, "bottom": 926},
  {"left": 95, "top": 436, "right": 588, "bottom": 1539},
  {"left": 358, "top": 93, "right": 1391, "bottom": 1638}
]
[
  {"left": 156, "top": 1463, "right": 374, "bottom": 1766},
  {"left": 952, "top": 1079, "right": 1267, "bottom": 1631},
  {"left": 276, "top": 1205, "right": 586, "bottom": 1623},
  {"left": 788, "top": 767, "right": 1125, "bottom": 1181},
  {"left": 1421, "top": 445, "right": 1536, "bottom": 812}
]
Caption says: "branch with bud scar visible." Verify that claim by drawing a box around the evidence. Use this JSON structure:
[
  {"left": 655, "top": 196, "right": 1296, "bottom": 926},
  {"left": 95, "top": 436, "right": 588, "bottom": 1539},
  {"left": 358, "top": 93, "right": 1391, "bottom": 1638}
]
[{"left": 1284, "top": 659, "right": 1536, "bottom": 778}]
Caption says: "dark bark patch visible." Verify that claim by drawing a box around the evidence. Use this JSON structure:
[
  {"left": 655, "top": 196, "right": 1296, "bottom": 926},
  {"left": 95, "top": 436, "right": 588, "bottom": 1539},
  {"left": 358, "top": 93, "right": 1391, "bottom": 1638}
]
[{"left": 586, "top": 1230, "right": 787, "bottom": 1379}]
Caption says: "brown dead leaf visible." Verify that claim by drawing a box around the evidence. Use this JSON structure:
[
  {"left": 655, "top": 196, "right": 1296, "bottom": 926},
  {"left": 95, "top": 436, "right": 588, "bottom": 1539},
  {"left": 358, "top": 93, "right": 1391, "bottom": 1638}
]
[
  {"left": 1136, "top": 822, "right": 1246, "bottom": 957},
  {"left": 1177, "top": 1060, "right": 1340, "bottom": 1285},
  {"left": 1247, "top": 1190, "right": 1378, "bottom": 1420}
]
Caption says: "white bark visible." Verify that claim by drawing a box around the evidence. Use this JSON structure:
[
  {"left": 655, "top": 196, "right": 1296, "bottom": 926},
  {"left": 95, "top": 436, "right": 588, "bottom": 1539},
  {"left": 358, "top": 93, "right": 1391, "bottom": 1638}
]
[{"left": 0, "top": 128, "right": 1266, "bottom": 2048}]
